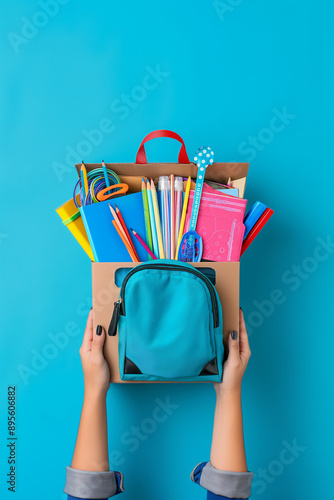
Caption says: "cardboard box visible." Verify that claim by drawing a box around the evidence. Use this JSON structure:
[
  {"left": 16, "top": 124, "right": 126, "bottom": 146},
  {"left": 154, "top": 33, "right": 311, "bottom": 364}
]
[{"left": 76, "top": 160, "right": 249, "bottom": 383}]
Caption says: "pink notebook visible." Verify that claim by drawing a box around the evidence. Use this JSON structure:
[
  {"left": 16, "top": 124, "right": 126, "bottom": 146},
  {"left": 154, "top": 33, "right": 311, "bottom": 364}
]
[{"left": 184, "top": 191, "right": 247, "bottom": 262}]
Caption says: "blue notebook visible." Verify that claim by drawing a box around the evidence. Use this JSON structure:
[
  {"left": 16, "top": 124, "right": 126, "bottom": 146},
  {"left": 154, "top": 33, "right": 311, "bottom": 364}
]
[
  {"left": 80, "top": 193, "right": 148, "bottom": 262},
  {"left": 243, "top": 201, "right": 267, "bottom": 240}
]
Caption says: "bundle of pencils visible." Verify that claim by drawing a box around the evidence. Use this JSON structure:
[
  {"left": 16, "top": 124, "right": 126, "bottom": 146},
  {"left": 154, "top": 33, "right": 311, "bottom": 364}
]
[
  {"left": 109, "top": 204, "right": 139, "bottom": 262},
  {"left": 175, "top": 176, "right": 191, "bottom": 259},
  {"left": 141, "top": 178, "right": 161, "bottom": 259},
  {"left": 140, "top": 175, "right": 190, "bottom": 261}
]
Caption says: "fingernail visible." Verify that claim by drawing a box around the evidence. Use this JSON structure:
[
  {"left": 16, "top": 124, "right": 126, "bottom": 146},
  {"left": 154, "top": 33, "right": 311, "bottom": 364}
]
[
  {"left": 239, "top": 307, "right": 243, "bottom": 311},
  {"left": 90, "top": 307, "right": 93, "bottom": 311},
  {"left": 96, "top": 325, "right": 102, "bottom": 336},
  {"left": 231, "top": 330, "right": 238, "bottom": 340}
]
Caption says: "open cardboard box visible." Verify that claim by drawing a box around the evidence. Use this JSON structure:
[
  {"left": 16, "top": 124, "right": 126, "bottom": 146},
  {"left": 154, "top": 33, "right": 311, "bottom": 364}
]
[{"left": 76, "top": 161, "right": 249, "bottom": 383}]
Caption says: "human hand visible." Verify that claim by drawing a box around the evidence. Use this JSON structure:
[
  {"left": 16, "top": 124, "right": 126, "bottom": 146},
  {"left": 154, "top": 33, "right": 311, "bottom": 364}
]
[
  {"left": 214, "top": 308, "right": 251, "bottom": 397},
  {"left": 79, "top": 309, "right": 110, "bottom": 399}
]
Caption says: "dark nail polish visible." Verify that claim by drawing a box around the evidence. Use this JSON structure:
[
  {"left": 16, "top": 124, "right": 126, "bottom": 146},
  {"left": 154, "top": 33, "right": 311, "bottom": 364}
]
[
  {"left": 231, "top": 330, "right": 238, "bottom": 340},
  {"left": 96, "top": 325, "right": 102, "bottom": 336}
]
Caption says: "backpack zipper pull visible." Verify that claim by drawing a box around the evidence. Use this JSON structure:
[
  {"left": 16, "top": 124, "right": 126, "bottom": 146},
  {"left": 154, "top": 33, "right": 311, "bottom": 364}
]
[{"left": 108, "top": 298, "right": 122, "bottom": 336}]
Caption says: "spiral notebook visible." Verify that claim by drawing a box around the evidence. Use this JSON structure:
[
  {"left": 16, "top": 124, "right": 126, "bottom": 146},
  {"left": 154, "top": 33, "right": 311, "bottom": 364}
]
[
  {"left": 184, "top": 191, "right": 247, "bottom": 262},
  {"left": 80, "top": 192, "right": 147, "bottom": 262}
]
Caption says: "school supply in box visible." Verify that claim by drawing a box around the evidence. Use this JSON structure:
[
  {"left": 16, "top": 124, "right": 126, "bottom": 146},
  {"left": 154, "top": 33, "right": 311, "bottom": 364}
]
[
  {"left": 158, "top": 176, "right": 170, "bottom": 258},
  {"left": 184, "top": 191, "right": 247, "bottom": 262},
  {"left": 130, "top": 228, "right": 157, "bottom": 260},
  {"left": 108, "top": 259, "right": 224, "bottom": 382},
  {"left": 175, "top": 176, "right": 191, "bottom": 258},
  {"left": 241, "top": 207, "right": 274, "bottom": 256},
  {"left": 109, "top": 204, "right": 139, "bottom": 263},
  {"left": 141, "top": 178, "right": 153, "bottom": 259},
  {"left": 243, "top": 201, "right": 267, "bottom": 239},
  {"left": 146, "top": 180, "right": 159, "bottom": 259},
  {"left": 205, "top": 180, "right": 239, "bottom": 197},
  {"left": 56, "top": 130, "right": 274, "bottom": 265},
  {"left": 178, "top": 146, "right": 214, "bottom": 262},
  {"left": 79, "top": 192, "right": 148, "bottom": 262},
  {"left": 56, "top": 195, "right": 94, "bottom": 261},
  {"left": 73, "top": 165, "right": 121, "bottom": 207},
  {"left": 174, "top": 176, "right": 183, "bottom": 253},
  {"left": 150, "top": 178, "right": 164, "bottom": 258}
]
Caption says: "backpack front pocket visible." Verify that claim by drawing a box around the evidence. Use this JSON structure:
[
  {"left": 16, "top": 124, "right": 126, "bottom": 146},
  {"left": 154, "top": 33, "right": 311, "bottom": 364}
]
[{"left": 109, "top": 261, "right": 223, "bottom": 381}]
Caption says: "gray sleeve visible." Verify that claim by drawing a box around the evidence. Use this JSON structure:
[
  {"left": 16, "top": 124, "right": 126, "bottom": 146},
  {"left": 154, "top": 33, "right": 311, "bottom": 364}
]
[
  {"left": 63, "top": 466, "right": 124, "bottom": 499},
  {"left": 191, "top": 461, "right": 253, "bottom": 499}
]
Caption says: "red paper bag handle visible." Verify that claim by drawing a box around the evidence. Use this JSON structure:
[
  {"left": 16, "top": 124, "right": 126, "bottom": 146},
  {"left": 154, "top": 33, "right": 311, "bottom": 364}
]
[{"left": 135, "top": 130, "right": 190, "bottom": 164}]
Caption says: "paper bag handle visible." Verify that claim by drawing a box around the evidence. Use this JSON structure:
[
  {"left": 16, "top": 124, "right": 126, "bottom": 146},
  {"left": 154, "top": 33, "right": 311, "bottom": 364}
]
[{"left": 135, "top": 130, "right": 190, "bottom": 164}]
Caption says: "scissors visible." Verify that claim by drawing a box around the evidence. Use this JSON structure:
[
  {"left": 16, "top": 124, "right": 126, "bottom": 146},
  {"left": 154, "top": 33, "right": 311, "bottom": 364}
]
[{"left": 96, "top": 183, "right": 129, "bottom": 201}]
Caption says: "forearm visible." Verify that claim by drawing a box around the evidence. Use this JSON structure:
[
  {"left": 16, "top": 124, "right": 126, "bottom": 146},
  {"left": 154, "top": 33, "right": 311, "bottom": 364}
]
[
  {"left": 71, "top": 392, "right": 109, "bottom": 471},
  {"left": 210, "top": 388, "right": 247, "bottom": 472}
]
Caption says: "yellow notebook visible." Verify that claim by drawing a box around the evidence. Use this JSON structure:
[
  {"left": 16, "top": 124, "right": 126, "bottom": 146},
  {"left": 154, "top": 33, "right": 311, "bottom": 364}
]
[{"left": 56, "top": 195, "right": 94, "bottom": 261}]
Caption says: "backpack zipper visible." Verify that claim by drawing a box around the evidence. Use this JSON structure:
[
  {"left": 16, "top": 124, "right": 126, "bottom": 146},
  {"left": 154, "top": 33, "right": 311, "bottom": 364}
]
[{"left": 108, "top": 264, "right": 219, "bottom": 336}]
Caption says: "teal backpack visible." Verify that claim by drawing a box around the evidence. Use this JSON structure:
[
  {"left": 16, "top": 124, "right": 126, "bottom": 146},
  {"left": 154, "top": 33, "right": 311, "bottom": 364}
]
[{"left": 108, "top": 259, "right": 224, "bottom": 382}]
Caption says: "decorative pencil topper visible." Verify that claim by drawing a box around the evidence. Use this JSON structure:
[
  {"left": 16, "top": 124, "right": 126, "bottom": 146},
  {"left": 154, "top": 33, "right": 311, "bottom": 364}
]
[{"left": 178, "top": 146, "right": 214, "bottom": 262}]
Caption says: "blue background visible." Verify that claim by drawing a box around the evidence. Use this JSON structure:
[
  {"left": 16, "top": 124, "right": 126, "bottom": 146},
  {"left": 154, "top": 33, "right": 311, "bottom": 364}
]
[{"left": 1, "top": 1, "right": 333, "bottom": 499}]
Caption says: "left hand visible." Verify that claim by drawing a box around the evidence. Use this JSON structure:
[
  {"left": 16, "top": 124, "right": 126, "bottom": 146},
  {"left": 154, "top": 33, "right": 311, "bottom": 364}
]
[
  {"left": 214, "top": 308, "right": 251, "bottom": 396},
  {"left": 79, "top": 309, "right": 110, "bottom": 398}
]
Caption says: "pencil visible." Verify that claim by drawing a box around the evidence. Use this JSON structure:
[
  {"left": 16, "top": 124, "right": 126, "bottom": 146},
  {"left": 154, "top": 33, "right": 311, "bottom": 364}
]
[
  {"left": 151, "top": 178, "right": 165, "bottom": 259},
  {"left": 147, "top": 180, "right": 159, "bottom": 258},
  {"left": 115, "top": 204, "right": 139, "bottom": 261},
  {"left": 109, "top": 204, "right": 136, "bottom": 258},
  {"left": 80, "top": 169, "right": 86, "bottom": 205},
  {"left": 174, "top": 177, "right": 183, "bottom": 254},
  {"left": 102, "top": 160, "right": 110, "bottom": 187},
  {"left": 130, "top": 228, "right": 157, "bottom": 260},
  {"left": 112, "top": 220, "right": 138, "bottom": 262},
  {"left": 81, "top": 162, "right": 89, "bottom": 198},
  {"left": 175, "top": 176, "right": 191, "bottom": 259},
  {"left": 165, "top": 185, "right": 170, "bottom": 258},
  {"left": 170, "top": 174, "right": 175, "bottom": 260},
  {"left": 141, "top": 178, "right": 153, "bottom": 260}
]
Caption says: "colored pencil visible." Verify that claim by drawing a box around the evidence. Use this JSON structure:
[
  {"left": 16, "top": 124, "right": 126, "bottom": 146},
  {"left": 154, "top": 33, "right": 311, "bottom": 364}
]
[
  {"left": 174, "top": 177, "right": 183, "bottom": 254},
  {"left": 160, "top": 187, "right": 166, "bottom": 256},
  {"left": 81, "top": 162, "right": 89, "bottom": 198},
  {"left": 115, "top": 204, "right": 139, "bottom": 261},
  {"left": 170, "top": 174, "right": 175, "bottom": 259},
  {"left": 130, "top": 228, "right": 157, "bottom": 260},
  {"left": 80, "top": 169, "right": 86, "bottom": 204},
  {"left": 165, "top": 187, "right": 170, "bottom": 258},
  {"left": 158, "top": 176, "right": 169, "bottom": 259},
  {"left": 147, "top": 181, "right": 159, "bottom": 258},
  {"left": 102, "top": 160, "right": 110, "bottom": 187},
  {"left": 151, "top": 178, "right": 165, "bottom": 259},
  {"left": 163, "top": 189, "right": 169, "bottom": 258},
  {"left": 141, "top": 178, "right": 153, "bottom": 260},
  {"left": 112, "top": 220, "right": 138, "bottom": 262},
  {"left": 109, "top": 204, "right": 129, "bottom": 242},
  {"left": 175, "top": 176, "right": 191, "bottom": 259}
]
